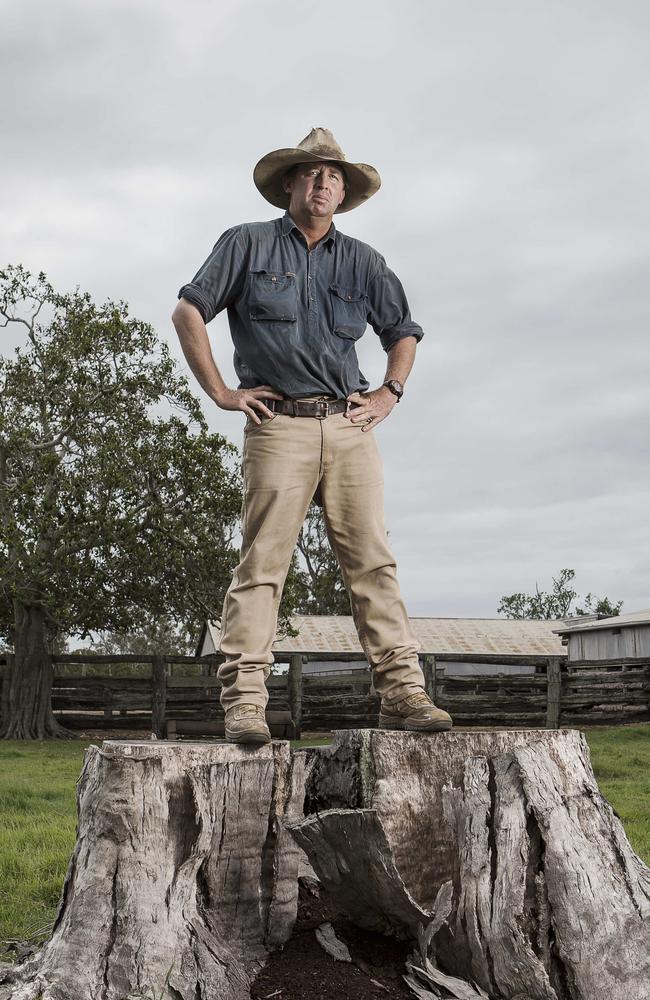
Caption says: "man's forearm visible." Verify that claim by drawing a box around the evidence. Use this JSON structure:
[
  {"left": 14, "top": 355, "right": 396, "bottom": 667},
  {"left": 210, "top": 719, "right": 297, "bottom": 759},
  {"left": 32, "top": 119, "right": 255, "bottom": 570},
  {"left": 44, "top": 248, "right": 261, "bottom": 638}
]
[
  {"left": 384, "top": 335, "right": 417, "bottom": 385},
  {"left": 171, "top": 299, "right": 283, "bottom": 422},
  {"left": 171, "top": 300, "right": 228, "bottom": 404},
  {"left": 345, "top": 335, "right": 418, "bottom": 428}
]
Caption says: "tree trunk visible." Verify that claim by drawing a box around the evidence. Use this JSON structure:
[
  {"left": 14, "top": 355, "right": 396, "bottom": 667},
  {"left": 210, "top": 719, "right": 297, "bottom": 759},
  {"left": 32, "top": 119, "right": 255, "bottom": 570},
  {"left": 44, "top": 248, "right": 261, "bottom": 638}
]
[
  {"left": 1, "top": 729, "right": 648, "bottom": 1000},
  {"left": 0, "top": 739, "right": 308, "bottom": 1000},
  {"left": 291, "top": 729, "right": 650, "bottom": 1000},
  {"left": 0, "top": 602, "right": 69, "bottom": 740}
]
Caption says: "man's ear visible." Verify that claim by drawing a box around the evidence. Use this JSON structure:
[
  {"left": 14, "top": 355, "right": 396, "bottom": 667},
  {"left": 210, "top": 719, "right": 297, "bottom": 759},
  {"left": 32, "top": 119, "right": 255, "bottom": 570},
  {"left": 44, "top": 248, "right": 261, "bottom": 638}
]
[{"left": 282, "top": 173, "right": 294, "bottom": 195}]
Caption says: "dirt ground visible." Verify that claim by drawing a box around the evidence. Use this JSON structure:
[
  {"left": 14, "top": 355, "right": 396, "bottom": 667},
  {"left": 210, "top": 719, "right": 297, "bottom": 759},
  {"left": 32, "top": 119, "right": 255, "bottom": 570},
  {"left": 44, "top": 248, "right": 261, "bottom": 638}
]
[{"left": 252, "top": 884, "right": 415, "bottom": 1000}]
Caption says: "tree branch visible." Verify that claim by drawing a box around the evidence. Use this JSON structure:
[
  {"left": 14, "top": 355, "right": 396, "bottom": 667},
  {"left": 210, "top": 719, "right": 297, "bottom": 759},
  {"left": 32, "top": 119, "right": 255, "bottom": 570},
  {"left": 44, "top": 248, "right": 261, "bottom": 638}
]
[
  {"left": 297, "top": 527, "right": 318, "bottom": 586},
  {"left": 24, "top": 386, "right": 121, "bottom": 453}
]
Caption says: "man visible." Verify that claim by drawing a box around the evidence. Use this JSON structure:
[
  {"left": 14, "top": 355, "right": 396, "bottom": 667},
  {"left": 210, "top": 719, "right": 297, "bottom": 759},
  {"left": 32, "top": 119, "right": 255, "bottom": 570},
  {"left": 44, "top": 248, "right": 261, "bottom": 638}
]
[{"left": 172, "top": 128, "right": 453, "bottom": 744}]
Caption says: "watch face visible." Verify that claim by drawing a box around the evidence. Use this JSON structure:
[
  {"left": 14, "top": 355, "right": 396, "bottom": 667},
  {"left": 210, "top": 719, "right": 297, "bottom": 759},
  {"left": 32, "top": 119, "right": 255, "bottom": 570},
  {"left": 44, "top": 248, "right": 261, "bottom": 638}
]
[{"left": 385, "top": 379, "right": 403, "bottom": 397}]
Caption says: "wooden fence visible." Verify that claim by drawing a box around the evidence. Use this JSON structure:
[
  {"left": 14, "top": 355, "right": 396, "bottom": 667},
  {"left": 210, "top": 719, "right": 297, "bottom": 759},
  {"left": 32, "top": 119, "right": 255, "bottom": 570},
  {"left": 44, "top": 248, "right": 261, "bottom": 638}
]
[{"left": 1, "top": 651, "right": 648, "bottom": 737}]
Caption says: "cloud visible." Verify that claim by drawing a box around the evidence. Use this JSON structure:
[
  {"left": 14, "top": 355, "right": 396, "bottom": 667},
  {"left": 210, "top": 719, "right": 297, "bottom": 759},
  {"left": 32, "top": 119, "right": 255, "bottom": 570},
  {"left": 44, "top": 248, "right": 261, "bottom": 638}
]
[{"left": 2, "top": 0, "right": 649, "bottom": 616}]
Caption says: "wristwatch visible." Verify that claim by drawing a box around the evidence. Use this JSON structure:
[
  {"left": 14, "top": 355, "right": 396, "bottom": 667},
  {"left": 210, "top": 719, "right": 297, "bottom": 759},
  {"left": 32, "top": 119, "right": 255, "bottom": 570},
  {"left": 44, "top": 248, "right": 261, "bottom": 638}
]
[{"left": 383, "top": 379, "right": 404, "bottom": 401}]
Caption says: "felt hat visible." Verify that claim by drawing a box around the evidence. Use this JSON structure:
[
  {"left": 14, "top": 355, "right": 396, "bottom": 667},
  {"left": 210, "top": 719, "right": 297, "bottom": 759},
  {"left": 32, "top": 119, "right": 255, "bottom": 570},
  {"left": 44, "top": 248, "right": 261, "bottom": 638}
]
[{"left": 253, "top": 127, "right": 381, "bottom": 214}]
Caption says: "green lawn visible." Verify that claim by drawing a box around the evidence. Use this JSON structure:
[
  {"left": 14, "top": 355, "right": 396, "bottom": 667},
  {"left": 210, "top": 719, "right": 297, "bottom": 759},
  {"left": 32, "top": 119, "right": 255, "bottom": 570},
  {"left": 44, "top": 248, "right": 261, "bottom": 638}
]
[
  {"left": 583, "top": 724, "right": 650, "bottom": 863},
  {"left": 0, "top": 741, "right": 86, "bottom": 952},
  {"left": 0, "top": 726, "right": 648, "bottom": 953}
]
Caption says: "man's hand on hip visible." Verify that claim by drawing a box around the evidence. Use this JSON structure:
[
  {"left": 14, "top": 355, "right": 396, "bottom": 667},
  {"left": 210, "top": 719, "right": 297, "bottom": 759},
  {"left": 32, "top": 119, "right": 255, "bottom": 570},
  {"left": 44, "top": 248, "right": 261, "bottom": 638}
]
[
  {"left": 345, "top": 386, "right": 397, "bottom": 432},
  {"left": 215, "top": 386, "right": 284, "bottom": 424}
]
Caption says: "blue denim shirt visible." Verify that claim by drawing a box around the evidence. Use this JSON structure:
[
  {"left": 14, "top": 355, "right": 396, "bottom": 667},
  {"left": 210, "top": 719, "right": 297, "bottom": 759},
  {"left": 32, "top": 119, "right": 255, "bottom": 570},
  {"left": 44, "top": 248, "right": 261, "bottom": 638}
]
[{"left": 178, "top": 212, "right": 424, "bottom": 399}]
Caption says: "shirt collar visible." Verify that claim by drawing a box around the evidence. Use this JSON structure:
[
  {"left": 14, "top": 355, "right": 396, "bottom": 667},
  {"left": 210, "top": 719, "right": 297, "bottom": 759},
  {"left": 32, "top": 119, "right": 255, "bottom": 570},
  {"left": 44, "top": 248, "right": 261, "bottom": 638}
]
[{"left": 281, "top": 211, "right": 337, "bottom": 250}]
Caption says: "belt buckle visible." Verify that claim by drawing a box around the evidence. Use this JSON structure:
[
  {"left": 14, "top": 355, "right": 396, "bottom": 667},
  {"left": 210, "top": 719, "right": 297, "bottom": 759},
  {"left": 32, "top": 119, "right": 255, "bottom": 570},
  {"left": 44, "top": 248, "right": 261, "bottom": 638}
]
[{"left": 314, "top": 400, "right": 328, "bottom": 420}]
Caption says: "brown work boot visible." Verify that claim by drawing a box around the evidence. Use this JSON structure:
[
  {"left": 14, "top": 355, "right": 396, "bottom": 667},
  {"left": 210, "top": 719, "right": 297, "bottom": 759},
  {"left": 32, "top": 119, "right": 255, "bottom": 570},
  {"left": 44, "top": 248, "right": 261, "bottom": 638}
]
[
  {"left": 379, "top": 689, "right": 453, "bottom": 732},
  {"left": 224, "top": 704, "right": 271, "bottom": 745}
]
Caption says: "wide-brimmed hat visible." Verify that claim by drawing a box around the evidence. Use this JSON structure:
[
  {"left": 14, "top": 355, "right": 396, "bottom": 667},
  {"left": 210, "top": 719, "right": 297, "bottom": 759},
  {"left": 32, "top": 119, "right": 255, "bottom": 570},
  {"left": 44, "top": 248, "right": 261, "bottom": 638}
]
[{"left": 253, "top": 128, "right": 381, "bottom": 214}]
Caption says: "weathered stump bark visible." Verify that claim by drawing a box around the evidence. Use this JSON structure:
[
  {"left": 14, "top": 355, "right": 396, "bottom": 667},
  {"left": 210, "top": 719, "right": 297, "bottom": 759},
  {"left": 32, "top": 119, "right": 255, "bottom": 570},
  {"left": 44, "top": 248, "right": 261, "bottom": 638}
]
[
  {"left": 0, "top": 740, "right": 307, "bottom": 1000},
  {"left": 1, "top": 729, "right": 648, "bottom": 1000},
  {"left": 291, "top": 729, "right": 650, "bottom": 1000}
]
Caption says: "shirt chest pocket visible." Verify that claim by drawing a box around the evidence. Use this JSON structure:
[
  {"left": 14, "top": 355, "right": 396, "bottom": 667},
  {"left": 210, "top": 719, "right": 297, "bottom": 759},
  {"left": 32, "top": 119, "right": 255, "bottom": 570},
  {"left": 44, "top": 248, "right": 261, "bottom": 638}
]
[
  {"left": 248, "top": 270, "right": 297, "bottom": 322},
  {"left": 329, "top": 284, "right": 368, "bottom": 340}
]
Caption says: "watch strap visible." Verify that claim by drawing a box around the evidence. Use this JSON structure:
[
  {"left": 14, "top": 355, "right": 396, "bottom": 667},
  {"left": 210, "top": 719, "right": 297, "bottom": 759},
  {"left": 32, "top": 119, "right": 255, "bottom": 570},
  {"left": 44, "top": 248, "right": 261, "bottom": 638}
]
[{"left": 383, "top": 379, "right": 404, "bottom": 400}]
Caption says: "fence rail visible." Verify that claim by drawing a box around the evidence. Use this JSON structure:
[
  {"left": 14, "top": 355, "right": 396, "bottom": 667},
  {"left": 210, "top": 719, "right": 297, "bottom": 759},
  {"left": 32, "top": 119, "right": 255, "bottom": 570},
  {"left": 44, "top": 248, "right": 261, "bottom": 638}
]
[{"left": 1, "top": 650, "right": 648, "bottom": 736}]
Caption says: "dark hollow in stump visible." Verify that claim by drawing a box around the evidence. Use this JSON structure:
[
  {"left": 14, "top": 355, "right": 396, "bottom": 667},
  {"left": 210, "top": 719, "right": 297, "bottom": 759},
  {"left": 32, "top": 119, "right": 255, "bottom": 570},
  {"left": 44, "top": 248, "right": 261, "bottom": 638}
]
[{"left": 1, "top": 729, "right": 649, "bottom": 1000}]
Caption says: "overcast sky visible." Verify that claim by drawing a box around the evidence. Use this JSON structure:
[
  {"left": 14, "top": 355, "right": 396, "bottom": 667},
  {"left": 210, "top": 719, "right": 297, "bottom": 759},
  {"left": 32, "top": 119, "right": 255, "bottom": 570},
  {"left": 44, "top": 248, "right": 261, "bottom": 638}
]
[{"left": 3, "top": 0, "right": 649, "bottom": 618}]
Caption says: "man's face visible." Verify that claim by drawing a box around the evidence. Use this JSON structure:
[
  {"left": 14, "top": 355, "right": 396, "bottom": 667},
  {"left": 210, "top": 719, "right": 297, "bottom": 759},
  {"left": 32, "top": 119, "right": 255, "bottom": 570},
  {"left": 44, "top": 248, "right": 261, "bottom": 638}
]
[{"left": 283, "top": 162, "right": 346, "bottom": 219}]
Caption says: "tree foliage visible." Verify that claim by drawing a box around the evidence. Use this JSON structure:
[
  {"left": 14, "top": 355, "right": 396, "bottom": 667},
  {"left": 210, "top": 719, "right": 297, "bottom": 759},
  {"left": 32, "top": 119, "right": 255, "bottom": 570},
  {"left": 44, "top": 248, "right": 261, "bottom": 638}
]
[
  {"left": 91, "top": 617, "right": 197, "bottom": 658},
  {"left": 498, "top": 568, "right": 623, "bottom": 621},
  {"left": 292, "top": 503, "right": 349, "bottom": 616},
  {"left": 0, "top": 265, "right": 243, "bottom": 735},
  {"left": 0, "top": 265, "right": 243, "bottom": 642}
]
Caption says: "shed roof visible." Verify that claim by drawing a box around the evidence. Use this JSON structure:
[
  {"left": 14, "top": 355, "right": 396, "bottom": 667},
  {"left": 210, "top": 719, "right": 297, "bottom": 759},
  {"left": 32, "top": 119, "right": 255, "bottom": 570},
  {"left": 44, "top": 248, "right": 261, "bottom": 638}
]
[
  {"left": 198, "top": 615, "right": 566, "bottom": 658},
  {"left": 554, "top": 608, "right": 650, "bottom": 635}
]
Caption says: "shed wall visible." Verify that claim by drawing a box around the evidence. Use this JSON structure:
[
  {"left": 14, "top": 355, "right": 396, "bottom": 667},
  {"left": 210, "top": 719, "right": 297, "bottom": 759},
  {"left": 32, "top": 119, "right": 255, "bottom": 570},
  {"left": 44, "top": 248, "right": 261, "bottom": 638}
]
[{"left": 568, "top": 625, "right": 650, "bottom": 661}]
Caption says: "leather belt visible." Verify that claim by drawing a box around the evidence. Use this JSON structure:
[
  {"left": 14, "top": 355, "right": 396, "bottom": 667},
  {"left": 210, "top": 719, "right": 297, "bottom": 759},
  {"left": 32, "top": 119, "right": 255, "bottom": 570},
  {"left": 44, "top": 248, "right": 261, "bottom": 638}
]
[{"left": 261, "top": 398, "right": 349, "bottom": 419}]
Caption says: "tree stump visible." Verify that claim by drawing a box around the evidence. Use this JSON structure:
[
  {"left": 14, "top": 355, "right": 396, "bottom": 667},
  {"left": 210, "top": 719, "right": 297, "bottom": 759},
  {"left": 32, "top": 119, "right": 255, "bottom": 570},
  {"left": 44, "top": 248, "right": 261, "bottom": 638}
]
[
  {"left": 0, "top": 740, "right": 308, "bottom": 1000},
  {"left": 291, "top": 729, "right": 650, "bottom": 1000},
  {"left": 1, "top": 729, "right": 648, "bottom": 1000}
]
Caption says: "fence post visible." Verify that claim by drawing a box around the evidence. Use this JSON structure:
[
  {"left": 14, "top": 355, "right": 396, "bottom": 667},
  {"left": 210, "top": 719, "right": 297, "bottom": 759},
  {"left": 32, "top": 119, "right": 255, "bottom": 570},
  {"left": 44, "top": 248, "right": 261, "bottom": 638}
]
[
  {"left": 436, "top": 663, "right": 446, "bottom": 707},
  {"left": 288, "top": 654, "right": 303, "bottom": 739},
  {"left": 546, "top": 657, "right": 562, "bottom": 729},
  {"left": 0, "top": 652, "right": 14, "bottom": 726},
  {"left": 421, "top": 654, "right": 437, "bottom": 702},
  {"left": 151, "top": 655, "right": 167, "bottom": 739}
]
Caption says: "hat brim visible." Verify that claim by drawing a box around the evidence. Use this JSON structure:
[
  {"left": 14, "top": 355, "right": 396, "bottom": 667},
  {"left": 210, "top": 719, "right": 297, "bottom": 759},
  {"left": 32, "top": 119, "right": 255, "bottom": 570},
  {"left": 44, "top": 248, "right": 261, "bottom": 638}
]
[{"left": 253, "top": 148, "right": 381, "bottom": 214}]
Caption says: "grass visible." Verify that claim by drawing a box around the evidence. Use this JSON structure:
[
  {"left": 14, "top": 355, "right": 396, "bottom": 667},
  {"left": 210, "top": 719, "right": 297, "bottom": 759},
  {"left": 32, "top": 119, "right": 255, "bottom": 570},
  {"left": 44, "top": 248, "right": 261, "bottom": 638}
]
[
  {"left": 0, "top": 740, "right": 86, "bottom": 950},
  {"left": 583, "top": 724, "right": 650, "bottom": 863},
  {"left": 0, "top": 726, "right": 648, "bottom": 952}
]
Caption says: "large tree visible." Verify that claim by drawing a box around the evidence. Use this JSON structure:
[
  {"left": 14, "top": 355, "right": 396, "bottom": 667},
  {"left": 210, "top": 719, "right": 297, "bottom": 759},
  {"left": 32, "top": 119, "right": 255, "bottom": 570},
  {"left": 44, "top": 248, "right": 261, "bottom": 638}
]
[
  {"left": 498, "top": 567, "right": 623, "bottom": 620},
  {"left": 0, "top": 266, "right": 242, "bottom": 738}
]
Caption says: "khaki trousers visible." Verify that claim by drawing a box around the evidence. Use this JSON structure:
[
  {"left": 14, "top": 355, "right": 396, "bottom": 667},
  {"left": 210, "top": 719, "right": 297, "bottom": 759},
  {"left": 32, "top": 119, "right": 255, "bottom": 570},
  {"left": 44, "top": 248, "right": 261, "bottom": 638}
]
[{"left": 218, "top": 411, "right": 425, "bottom": 710}]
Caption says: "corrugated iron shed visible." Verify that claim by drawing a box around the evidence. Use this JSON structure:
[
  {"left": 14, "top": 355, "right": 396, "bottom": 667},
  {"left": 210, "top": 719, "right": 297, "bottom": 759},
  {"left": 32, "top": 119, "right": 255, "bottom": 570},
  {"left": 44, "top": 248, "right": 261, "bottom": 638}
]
[
  {"left": 554, "top": 608, "right": 650, "bottom": 662},
  {"left": 554, "top": 608, "right": 650, "bottom": 634},
  {"left": 197, "top": 616, "right": 566, "bottom": 658}
]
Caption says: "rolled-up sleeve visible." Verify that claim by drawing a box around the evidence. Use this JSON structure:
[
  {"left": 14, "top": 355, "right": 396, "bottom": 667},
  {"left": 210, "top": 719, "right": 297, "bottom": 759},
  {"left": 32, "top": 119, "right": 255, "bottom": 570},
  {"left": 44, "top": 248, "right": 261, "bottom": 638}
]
[
  {"left": 177, "top": 226, "right": 248, "bottom": 324},
  {"left": 366, "top": 257, "right": 424, "bottom": 352}
]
